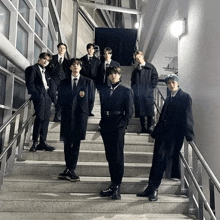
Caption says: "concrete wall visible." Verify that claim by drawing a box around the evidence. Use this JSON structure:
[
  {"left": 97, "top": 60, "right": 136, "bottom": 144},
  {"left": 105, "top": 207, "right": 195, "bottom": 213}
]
[{"left": 178, "top": 0, "right": 220, "bottom": 217}]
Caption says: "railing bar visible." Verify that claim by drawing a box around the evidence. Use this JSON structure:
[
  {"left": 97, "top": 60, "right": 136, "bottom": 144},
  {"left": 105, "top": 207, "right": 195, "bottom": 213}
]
[
  {"left": 0, "top": 99, "right": 31, "bottom": 133},
  {"left": 0, "top": 116, "right": 33, "bottom": 161},
  {"left": 189, "top": 141, "right": 220, "bottom": 192},
  {"left": 156, "top": 87, "right": 165, "bottom": 101},
  {"left": 180, "top": 153, "right": 217, "bottom": 220}
]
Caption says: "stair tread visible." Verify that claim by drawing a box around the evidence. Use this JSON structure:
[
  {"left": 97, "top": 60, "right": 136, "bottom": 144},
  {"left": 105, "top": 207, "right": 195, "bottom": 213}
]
[
  {"left": 0, "top": 212, "right": 197, "bottom": 220},
  {"left": 0, "top": 191, "right": 189, "bottom": 203}
]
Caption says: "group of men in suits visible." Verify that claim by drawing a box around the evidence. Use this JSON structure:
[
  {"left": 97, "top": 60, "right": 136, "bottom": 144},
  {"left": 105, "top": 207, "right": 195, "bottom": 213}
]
[{"left": 25, "top": 44, "right": 194, "bottom": 202}]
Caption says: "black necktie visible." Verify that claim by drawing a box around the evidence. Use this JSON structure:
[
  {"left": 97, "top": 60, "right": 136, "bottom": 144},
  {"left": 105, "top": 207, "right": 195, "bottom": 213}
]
[
  {"left": 72, "top": 78, "right": 77, "bottom": 96},
  {"left": 59, "top": 57, "right": 62, "bottom": 65},
  {"left": 89, "top": 57, "right": 92, "bottom": 64}
]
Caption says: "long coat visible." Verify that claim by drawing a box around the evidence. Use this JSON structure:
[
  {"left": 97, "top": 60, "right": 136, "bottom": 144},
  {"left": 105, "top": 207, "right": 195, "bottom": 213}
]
[
  {"left": 131, "top": 62, "right": 158, "bottom": 117},
  {"left": 58, "top": 75, "right": 94, "bottom": 141},
  {"left": 151, "top": 88, "right": 194, "bottom": 178},
  {"left": 80, "top": 55, "right": 101, "bottom": 80}
]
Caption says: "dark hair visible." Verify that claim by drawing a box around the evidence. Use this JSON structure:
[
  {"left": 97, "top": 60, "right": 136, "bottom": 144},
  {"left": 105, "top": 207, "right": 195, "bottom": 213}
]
[
  {"left": 107, "top": 66, "right": 121, "bottom": 75},
  {"left": 69, "top": 58, "right": 82, "bottom": 67},
  {"left": 86, "top": 43, "right": 95, "bottom": 50},
  {"left": 104, "top": 47, "right": 112, "bottom": 54},
  {"left": 57, "top": 43, "right": 67, "bottom": 50},
  {"left": 38, "top": 52, "right": 52, "bottom": 60}
]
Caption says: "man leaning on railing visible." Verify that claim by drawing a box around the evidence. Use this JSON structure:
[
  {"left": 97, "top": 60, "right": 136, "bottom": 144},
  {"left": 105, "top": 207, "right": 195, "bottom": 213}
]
[{"left": 136, "top": 74, "right": 195, "bottom": 201}]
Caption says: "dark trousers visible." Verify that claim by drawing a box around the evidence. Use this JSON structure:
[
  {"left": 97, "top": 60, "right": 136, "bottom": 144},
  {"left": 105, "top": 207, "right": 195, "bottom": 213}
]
[
  {"left": 140, "top": 116, "right": 152, "bottom": 128},
  {"left": 101, "top": 127, "right": 125, "bottom": 185},
  {"left": 64, "top": 136, "right": 81, "bottom": 170},
  {"left": 32, "top": 92, "right": 52, "bottom": 143},
  {"left": 50, "top": 82, "right": 61, "bottom": 116},
  {"left": 148, "top": 138, "right": 181, "bottom": 189}
]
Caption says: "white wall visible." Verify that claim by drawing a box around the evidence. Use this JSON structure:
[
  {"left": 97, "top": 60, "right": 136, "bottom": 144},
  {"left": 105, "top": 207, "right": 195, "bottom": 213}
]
[{"left": 178, "top": 0, "right": 220, "bottom": 217}]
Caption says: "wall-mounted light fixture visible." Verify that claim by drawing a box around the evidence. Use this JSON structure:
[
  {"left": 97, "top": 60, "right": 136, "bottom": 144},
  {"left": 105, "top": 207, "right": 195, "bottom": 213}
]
[
  {"left": 134, "top": 22, "right": 140, "bottom": 29},
  {"left": 170, "top": 19, "right": 186, "bottom": 38}
]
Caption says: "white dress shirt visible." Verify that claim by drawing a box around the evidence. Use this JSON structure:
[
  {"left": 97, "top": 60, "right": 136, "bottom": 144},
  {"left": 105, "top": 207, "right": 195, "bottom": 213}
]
[
  {"left": 71, "top": 74, "right": 80, "bottom": 89},
  {"left": 39, "top": 65, "right": 49, "bottom": 91}
]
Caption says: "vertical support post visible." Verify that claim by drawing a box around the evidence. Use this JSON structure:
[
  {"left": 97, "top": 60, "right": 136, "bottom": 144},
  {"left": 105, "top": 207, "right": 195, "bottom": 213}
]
[
  {"left": 72, "top": 0, "right": 79, "bottom": 57},
  {"left": 209, "top": 179, "right": 216, "bottom": 217}
]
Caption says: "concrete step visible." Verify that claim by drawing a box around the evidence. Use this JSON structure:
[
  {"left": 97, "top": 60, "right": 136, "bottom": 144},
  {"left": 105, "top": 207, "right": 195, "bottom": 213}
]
[
  {"left": 2, "top": 175, "right": 181, "bottom": 194},
  {"left": 13, "top": 160, "right": 151, "bottom": 177},
  {"left": 22, "top": 149, "right": 153, "bottom": 163},
  {"left": 0, "top": 212, "right": 197, "bottom": 220},
  {"left": 26, "top": 141, "right": 154, "bottom": 153},
  {"left": 0, "top": 191, "right": 190, "bottom": 214},
  {"left": 46, "top": 131, "right": 153, "bottom": 144}
]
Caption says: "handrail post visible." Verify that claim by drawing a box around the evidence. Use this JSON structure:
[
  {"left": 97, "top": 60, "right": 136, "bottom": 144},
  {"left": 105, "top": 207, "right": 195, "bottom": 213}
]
[{"left": 209, "top": 179, "right": 216, "bottom": 217}]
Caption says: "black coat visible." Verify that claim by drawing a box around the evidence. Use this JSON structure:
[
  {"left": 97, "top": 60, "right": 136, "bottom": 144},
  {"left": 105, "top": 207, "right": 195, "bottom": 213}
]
[
  {"left": 96, "top": 60, "right": 120, "bottom": 89},
  {"left": 48, "top": 54, "right": 69, "bottom": 85},
  {"left": 80, "top": 55, "right": 101, "bottom": 80},
  {"left": 131, "top": 62, "right": 158, "bottom": 117},
  {"left": 151, "top": 89, "right": 194, "bottom": 178},
  {"left": 58, "top": 75, "right": 95, "bottom": 141},
  {"left": 25, "top": 63, "right": 52, "bottom": 101},
  {"left": 99, "top": 83, "right": 134, "bottom": 130}
]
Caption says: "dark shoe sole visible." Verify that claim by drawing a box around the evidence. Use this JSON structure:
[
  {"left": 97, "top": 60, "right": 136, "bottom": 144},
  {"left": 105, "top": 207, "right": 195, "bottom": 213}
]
[{"left": 66, "top": 176, "right": 80, "bottom": 182}]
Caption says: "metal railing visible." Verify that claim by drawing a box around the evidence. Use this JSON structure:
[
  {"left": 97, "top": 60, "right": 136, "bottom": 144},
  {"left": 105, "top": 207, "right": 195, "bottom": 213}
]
[
  {"left": 154, "top": 86, "right": 220, "bottom": 220},
  {"left": 0, "top": 99, "right": 35, "bottom": 189}
]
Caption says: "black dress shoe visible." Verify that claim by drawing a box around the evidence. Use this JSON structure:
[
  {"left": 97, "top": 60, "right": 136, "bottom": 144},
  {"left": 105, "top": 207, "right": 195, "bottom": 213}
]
[
  {"left": 29, "top": 143, "right": 37, "bottom": 152},
  {"left": 37, "top": 142, "right": 55, "bottom": 151},
  {"left": 136, "top": 186, "right": 154, "bottom": 197},
  {"left": 149, "top": 189, "right": 158, "bottom": 201},
  {"left": 89, "top": 113, "right": 94, "bottom": 116},
  {"left": 53, "top": 115, "right": 61, "bottom": 122},
  {"left": 100, "top": 185, "right": 115, "bottom": 197},
  {"left": 66, "top": 169, "right": 80, "bottom": 182},
  {"left": 58, "top": 168, "right": 69, "bottom": 179},
  {"left": 111, "top": 185, "right": 121, "bottom": 200},
  {"left": 138, "top": 127, "right": 148, "bottom": 134},
  {"left": 146, "top": 127, "right": 153, "bottom": 134}
]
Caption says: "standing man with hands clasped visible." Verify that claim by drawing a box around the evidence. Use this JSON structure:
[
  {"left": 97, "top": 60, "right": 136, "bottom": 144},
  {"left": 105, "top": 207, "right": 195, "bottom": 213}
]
[
  {"left": 131, "top": 51, "right": 158, "bottom": 134},
  {"left": 49, "top": 43, "right": 69, "bottom": 122},
  {"left": 137, "top": 74, "right": 194, "bottom": 201},
  {"left": 99, "top": 66, "right": 133, "bottom": 200},
  {"left": 57, "top": 58, "right": 95, "bottom": 182}
]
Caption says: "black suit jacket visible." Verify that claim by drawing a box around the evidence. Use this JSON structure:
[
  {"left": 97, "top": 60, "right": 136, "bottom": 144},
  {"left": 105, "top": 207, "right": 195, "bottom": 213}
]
[
  {"left": 80, "top": 55, "right": 101, "bottom": 80},
  {"left": 48, "top": 54, "right": 69, "bottom": 85},
  {"left": 151, "top": 89, "right": 194, "bottom": 141},
  {"left": 58, "top": 75, "right": 95, "bottom": 140},
  {"left": 25, "top": 63, "right": 52, "bottom": 100},
  {"left": 99, "top": 83, "right": 134, "bottom": 130},
  {"left": 97, "top": 60, "right": 120, "bottom": 89}
]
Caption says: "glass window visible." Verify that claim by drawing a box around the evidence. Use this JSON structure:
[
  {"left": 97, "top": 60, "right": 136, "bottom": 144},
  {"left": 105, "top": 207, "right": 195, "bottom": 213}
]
[
  {"left": 36, "top": 0, "right": 43, "bottom": 18},
  {"left": 47, "top": 27, "right": 53, "bottom": 51},
  {"left": 0, "top": 1, "right": 10, "bottom": 38},
  {"left": 19, "top": 0, "right": 29, "bottom": 23},
  {"left": 34, "top": 42, "right": 41, "bottom": 63},
  {"left": 13, "top": 81, "right": 26, "bottom": 109},
  {"left": 0, "top": 54, "right": 7, "bottom": 68},
  {"left": 16, "top": 23, "right": 28, "bottom": 57},
  {"left": 0, "top": 73, "right": 6, "bottom": 105},
  {"left": 35, "top": 18, "right": 43, "bottom": 39}
]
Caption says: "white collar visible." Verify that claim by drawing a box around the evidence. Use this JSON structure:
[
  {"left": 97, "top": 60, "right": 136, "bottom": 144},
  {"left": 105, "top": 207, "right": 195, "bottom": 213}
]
[
  {"left": 171, "top": 89, "right": 179, "bottom": 97},
  {"left": 71, "top": 74, "right": 80, "bottom": 80}
]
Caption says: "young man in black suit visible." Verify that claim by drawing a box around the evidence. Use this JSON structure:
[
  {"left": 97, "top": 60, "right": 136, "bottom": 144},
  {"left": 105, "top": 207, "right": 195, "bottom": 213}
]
[
  {"left": 99, "top": 66, "right": 133, "bottom": 200},
  {"left": 80, "top": 43, "right": 100, "bottom": 116},
  {"left": 136, "top": 74, "right": 194, "bottom": 201},
  {"left": 49, "top": 43, "right": 69, "bottom": 122},
  {"left": 96, "top": 47, "right": 120, "bottom": 90},
  {"left": 58, "top": 58, "right": 95, "bottom": 181},
  {"left": 25, "top": 52, "right": 55, "bottom": 152}
]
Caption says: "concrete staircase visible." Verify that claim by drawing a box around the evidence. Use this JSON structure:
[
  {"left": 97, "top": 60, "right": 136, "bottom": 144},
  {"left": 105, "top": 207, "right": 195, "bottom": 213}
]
[{"left": 0, "top": 67, "right": 196, "bottom": 219}]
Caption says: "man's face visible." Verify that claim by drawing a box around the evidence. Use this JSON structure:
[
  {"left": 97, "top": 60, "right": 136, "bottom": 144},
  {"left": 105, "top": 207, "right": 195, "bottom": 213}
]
[
  {"left": 58, "top": 45, "right": 66, "bottom": 55},
  {"left": 108, "top": 72, "right": 121, "bottom": 84},
  {"left": 70, "top": 62, "right": 82, "bottom": 77},
  {"left": 135, "top": 54, "right": 145, "bottom": 64},
  {"left": 38, "top": 56, "right": 50, "bottom": 67},
  {"left": 167, "top": 79, "right": 179, "bottom": 93},
  {"left": 87, "top": 46, "right": 95, "bottom": 56},
  {"left": 104, "top": 51, "right": 112, "bottom": 61}
]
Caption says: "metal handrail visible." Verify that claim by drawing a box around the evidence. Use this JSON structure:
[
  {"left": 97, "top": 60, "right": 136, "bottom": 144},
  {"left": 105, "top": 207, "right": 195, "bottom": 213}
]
[
  {"left": 154, "top": 85, "right": 220, "bottom": 220},
  {"left": 0, "top": 98, "right": 34, "bottom": 189}
]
